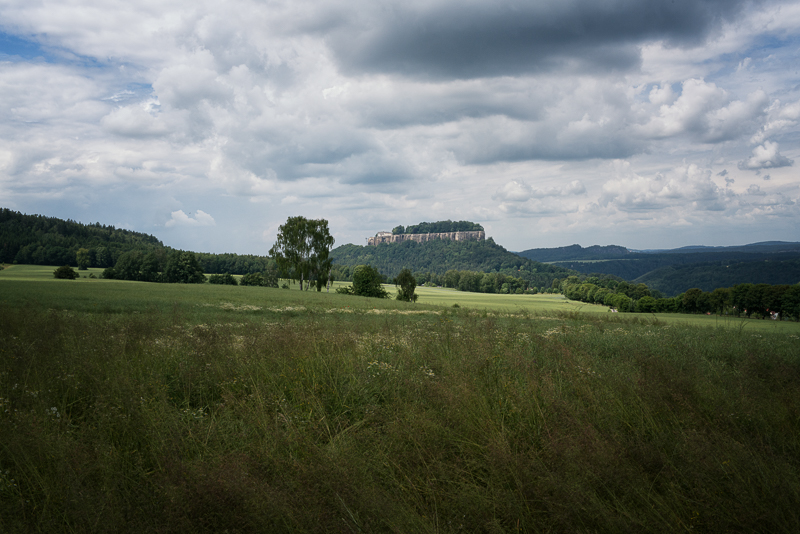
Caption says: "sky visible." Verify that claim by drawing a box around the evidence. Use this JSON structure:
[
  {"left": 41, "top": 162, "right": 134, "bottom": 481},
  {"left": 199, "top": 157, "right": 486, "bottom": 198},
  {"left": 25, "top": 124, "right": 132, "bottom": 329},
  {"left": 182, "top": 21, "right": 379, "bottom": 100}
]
[{"left": 1, "top": 0, "right": 799, "bottom": 254}]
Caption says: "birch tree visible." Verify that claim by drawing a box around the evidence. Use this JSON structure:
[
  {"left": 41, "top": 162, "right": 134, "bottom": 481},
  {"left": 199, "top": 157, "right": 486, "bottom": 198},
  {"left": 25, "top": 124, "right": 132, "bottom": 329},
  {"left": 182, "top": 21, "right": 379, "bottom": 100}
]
[{"left": 269, "top": 216, "right": 335, "bottom": 291}]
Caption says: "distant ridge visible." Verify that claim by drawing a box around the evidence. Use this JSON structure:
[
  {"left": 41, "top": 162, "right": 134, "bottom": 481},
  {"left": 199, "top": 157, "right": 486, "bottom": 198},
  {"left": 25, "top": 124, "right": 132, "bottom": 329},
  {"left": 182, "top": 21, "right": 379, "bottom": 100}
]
[
  {"left": 632, "top": 241, "right": 800, "bottom": 254},
  {"left": 517, "top": 244, "right": 631, "bottom": 263},
  {"left": 516, "top": 240, "right": 800, "bottom": 296}
]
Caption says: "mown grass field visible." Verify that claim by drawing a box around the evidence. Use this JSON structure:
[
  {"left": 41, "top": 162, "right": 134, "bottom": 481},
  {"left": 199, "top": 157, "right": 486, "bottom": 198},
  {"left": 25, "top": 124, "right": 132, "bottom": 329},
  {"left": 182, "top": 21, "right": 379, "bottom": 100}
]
[{"left": 1, "top": 264, "right": 800, "bottom": 532}]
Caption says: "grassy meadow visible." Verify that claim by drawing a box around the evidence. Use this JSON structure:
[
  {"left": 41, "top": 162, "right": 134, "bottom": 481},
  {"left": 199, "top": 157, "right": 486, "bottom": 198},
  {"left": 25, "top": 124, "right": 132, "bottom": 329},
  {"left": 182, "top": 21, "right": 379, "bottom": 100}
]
[{"left": 1, "top": 264, "right": 800, "bottom": 532}]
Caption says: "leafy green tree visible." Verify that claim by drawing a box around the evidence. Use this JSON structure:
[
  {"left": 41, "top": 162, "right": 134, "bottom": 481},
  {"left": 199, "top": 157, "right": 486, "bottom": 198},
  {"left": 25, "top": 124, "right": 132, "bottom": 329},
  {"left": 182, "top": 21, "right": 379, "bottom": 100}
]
[
  {"left": 444, "top": 270, "right": 460, "bottom": 288},
  {"left": 53, "top": 265, "right": 78, "bottom": 279},
  {"left": 457, "top": 271, "right": 482, "bottom": 293},
  {"left": 337, "top": 265, "right": 389, "bottom": 298},
  {"left": 263, "top": 265, "right": 279, "bottom": 288},
  {"left": 636, "top": 296, "right": 657, "bottom": 313},
  {"left": 395, "top": 268, "right": 418, "bottom": 302},
  {"left": 783, "top": 285, "right": 800, "bottom": 321},
  {"left": 594, "top": 287, "right": 610, "bottom": 304},
  {"left": 114, "top": 250, "right": 144, "bottom": 281},
  {"left": 76, "top": 248, "right": 90, "bottom": 270},
  {"left": 682, "top": 288, "right": 705, "bottom": 313},
  {"left": 270, "top": 216, "right": 335, "bottom": 291},
  {"left": 95, "top": 247, "right": 112, "bottom": 268},
  {"left": 164, "top": 251, "right": 206, "bottom": 284},
  {"left": 708, "top": 287, "right": 731, "bottom": 314},
  {"left": 612, "top": 294, "right": 633, "bottom": 312},
  {"left": 632, "top": 283, "right": 651, "bottom": 300},
  {"left": 655, "top": 297, "right": 680, "bottom": 313},
  {"left": 141, "top": 251, "right": 164, "bottom": 282}
]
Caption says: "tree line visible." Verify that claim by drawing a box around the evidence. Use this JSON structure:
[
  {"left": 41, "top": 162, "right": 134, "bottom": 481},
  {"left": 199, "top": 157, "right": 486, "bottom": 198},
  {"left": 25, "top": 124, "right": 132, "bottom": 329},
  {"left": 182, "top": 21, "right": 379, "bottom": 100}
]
[
  {"left": 559, "top": 276, "right": 800, "bottom": 320},
  {"left": 391, "top": 220, "right": 484, "bottom": 235},
  {"left": 415, "top": 270, "right": 533, "bottom": 294}
]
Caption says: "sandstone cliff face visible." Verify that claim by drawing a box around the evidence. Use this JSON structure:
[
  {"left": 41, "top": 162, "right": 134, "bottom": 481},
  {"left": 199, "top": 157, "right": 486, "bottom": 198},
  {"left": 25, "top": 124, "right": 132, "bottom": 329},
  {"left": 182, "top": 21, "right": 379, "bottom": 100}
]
[{"left": 367, "top": 230, "right": 485, "bottom": 246}]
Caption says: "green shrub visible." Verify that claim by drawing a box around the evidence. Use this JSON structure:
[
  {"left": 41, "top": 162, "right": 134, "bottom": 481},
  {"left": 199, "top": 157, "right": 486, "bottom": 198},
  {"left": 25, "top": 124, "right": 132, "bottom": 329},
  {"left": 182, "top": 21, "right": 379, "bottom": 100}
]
[
  {"left": 240, "top": 269, "right": 279, "bottom": 288},
  {"left": 338, "top": 264, "right": 389, "bottom": 298},
  {"left": 208, "top": 273, "right": 238, "bottom": 285},
  {"left": 53, "top": 265, "right": 78, "bottom": 279}
]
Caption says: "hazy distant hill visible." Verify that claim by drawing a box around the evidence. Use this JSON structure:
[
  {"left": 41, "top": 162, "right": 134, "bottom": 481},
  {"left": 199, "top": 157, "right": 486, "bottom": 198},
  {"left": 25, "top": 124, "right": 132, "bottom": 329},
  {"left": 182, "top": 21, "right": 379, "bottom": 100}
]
[
  {"left": 633, "top": 241, "right": 800, "bottom": 255},
  {"left": 517, "top": 244, "right": 630, "bottom": 262},
  {"left": 516, "top": 240, "right": 800, "bottom": 295},
  {"left": 634, "top": 259, "right": 800, "bottom": 296},
  {"left": 330, "top": 238, "right": 577, "bottom": 288}
]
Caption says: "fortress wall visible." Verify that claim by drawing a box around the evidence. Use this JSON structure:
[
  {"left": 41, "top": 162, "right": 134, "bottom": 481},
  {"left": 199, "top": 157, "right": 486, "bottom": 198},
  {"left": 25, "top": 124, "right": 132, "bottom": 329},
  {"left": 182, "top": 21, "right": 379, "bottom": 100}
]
[{"left": 367, "top": 230, "right": 485, "bottom": 246}]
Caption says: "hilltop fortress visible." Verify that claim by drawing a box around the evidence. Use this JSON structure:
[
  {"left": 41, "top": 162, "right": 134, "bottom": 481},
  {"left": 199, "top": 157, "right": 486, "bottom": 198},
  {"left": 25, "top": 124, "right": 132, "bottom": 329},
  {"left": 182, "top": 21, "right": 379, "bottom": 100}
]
[{"left": 368, "top": 230, "right": 485, "bottom": 246}]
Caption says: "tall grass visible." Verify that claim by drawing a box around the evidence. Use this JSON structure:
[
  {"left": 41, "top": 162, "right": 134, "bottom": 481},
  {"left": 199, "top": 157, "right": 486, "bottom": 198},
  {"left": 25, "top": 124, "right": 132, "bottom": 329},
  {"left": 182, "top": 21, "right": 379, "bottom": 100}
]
[{"left": 1, "top": 278, "right": 799, "bottom": 532}]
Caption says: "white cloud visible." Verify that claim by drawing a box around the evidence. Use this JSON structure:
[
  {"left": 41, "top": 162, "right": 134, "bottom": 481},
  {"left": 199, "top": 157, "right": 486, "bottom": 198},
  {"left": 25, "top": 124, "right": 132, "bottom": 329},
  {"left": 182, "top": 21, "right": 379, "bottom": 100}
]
[
  {"left": 493, "top": 180, "right": 533, "bottom": 202},
  {"left": 101, "top": 100, "right": 170, "bottom": 138},
  {"left": 494, "top": 179, "right": 586, "bottom": 203},
  {"left": 648, "top": 83, "right": 676, "bottom": 106},
  {"left": 738, "top": 141, "right": 794, "bottom": 170},
  {"left": 165, "top": 209, "right": 216, "bottom": 227},
  {"left": 600, "top": 164, "right": 728, "bottom": 212},
  {"left": 637, "top": 79, "right": 767, "bottom": 142}
]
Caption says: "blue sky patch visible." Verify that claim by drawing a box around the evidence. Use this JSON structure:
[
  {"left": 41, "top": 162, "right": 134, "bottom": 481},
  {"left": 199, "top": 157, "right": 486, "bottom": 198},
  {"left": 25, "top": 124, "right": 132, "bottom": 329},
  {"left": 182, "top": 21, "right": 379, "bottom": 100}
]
[{"left": 0, "top": 31, "right": 50, "bottom": 61}]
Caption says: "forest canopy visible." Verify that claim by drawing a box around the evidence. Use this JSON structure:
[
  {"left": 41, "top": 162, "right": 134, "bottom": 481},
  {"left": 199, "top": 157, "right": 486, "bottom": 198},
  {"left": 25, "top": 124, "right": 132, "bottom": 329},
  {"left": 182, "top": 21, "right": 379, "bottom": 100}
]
[{"left": 390, "top": 220, "right": 484, "bottom": 235}]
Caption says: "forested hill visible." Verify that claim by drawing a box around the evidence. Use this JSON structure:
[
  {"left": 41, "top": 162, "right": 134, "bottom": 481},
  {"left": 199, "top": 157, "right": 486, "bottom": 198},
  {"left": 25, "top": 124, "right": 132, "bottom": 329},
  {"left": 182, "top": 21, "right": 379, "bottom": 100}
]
[
  {"left": 1, "top": 208, "right": 163, "bottom": 267},
  {"left": 636, "top": 241, "right": 800, "bottom": 254},
  {"left": 552, "top": 249, "right": 800, "bottom": 286},
  {"left": 330, "top": 238, "right": 577, "bottom": 288},
  {"left": 634, "top": 258, "right": 800, "bottom": 296},
  {"left": 0, "top": 208, "right": 275, "bottom": 275}
]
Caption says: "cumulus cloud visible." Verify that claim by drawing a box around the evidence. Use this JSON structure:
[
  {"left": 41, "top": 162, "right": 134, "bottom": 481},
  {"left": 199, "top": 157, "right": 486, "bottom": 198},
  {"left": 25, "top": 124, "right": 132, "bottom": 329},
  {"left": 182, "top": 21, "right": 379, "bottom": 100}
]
[
  {"left": 638, "top": 79, "right": 767, "bottom": 142},
  {"left": 648, "top": 83, "right": 677, "bottom": 106},
  {"left": 165, "top": 210, "right": 216, "bottom": 227},
  {"left": 101, "top": 100, "right": 169, "bottom": 138},
  {"left": 600, "top": 164, "right": 728, "bottom": 212},
  {"left": 750, "top": 99, "right": 800, "bottom": 144},
  {"left": 493, "top": 180, "right": 533, "bottom": 202},
  {"left": 738, "top": 141, "right": 794, "bottom": 170},
  {"left": 494, "top": 179, "right": 586, "bottom": 202}
]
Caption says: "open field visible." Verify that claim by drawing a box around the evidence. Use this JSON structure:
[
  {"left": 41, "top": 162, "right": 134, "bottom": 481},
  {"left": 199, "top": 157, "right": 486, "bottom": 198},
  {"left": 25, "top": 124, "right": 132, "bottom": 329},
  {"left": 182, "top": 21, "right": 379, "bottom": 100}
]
[
  {"left": 2, "top": 264, "right": 796, "bottom": 333},
  {"left": 2, "top": 265, "right": 800, "bottom": 532}
]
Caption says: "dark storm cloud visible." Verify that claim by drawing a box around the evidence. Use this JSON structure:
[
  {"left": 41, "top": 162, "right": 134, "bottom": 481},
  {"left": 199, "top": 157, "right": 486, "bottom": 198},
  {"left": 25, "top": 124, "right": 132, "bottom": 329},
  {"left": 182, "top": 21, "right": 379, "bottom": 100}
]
[{"left": 324, "top": 0, "right": 750, "bottom": 79}]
